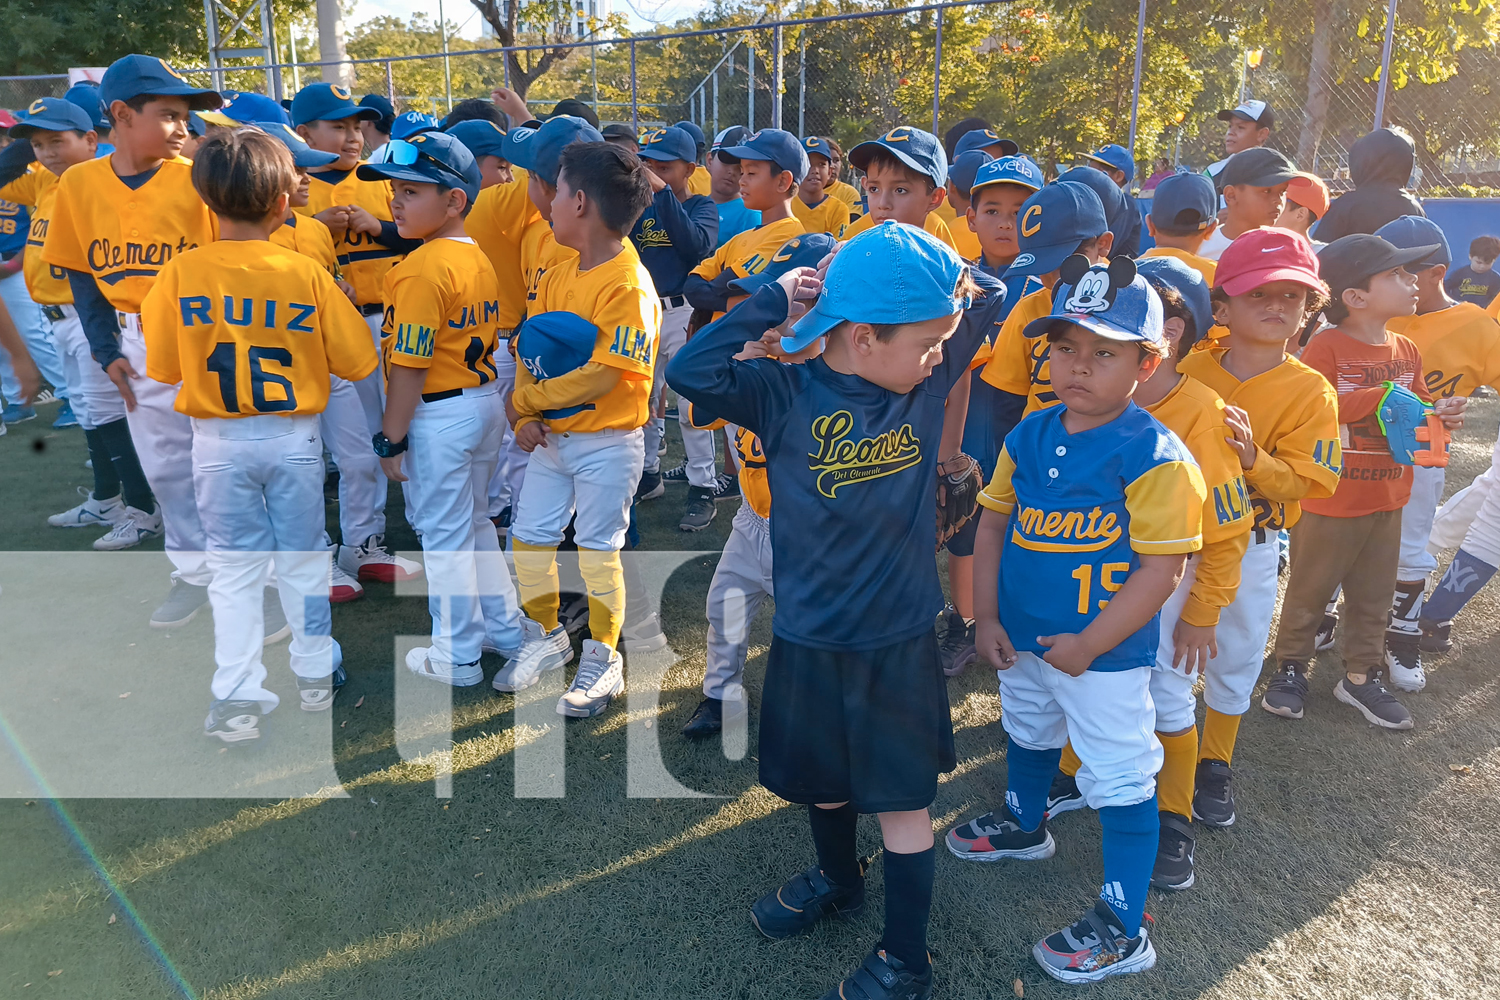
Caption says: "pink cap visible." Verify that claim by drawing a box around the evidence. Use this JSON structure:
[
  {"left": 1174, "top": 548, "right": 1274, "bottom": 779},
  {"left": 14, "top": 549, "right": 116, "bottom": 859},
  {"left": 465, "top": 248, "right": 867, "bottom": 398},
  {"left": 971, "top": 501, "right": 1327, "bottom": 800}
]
[
  {"left": 1215, "top": 226, "right": 1326, "bottom": 296},
  {"left": 0, "top": 109, "right": 16, "bottom": 129}
]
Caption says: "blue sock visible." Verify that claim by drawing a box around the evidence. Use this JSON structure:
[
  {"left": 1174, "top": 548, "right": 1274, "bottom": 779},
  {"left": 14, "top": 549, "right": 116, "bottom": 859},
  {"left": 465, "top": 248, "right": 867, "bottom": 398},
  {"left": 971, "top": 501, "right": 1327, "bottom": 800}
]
[
  {"left": 1005, "top": 738, "right": 1060, "bottom": 832},
  {"left": 1420, "top": 548, "right": 1498, "bottom": 624},
  {"left": 1098, "top": 797, "right": 1158, "bottom": 937}
]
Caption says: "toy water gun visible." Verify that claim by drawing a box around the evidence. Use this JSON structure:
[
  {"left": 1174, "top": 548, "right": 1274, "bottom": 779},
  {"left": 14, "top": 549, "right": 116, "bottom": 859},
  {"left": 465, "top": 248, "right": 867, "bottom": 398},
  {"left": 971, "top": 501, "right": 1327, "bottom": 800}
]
[{"left": 1376, "top": 381, "right": 1450, "bottom": 468}]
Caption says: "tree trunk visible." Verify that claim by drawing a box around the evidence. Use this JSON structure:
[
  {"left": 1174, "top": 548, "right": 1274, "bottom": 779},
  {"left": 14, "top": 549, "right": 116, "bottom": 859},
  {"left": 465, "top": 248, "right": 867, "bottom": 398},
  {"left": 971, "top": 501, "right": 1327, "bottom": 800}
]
[
  {"left": 316, "top": 0, "right": 353, "bottom": 90},
  {"left": 1298, "top": 0, "right": 1336, "bottom": 172}
]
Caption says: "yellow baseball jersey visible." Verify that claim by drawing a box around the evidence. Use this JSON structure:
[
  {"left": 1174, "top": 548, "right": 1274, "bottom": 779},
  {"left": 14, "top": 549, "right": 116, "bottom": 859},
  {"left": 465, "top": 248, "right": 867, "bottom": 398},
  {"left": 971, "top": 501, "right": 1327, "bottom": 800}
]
[
  {"left": 42, "top": 155, "right": 216, "bottom": 314},
  {"left": 690, "top": 214, "right": 806, "bottom": 284},
  {"left": 827, "top": 180, "right": 863, "bottom": 217},
  {"left": 520, "top": 214, "right": 577, "bottom": 314},
  {"left": 683, "top": 399, "right": 771, "bottom": 517},
  {"left": 0, "top": 164, "right": 68, "bottom": 305},
  {"left": 1177, "top": 347, "right": 1341, "bottom": 532},
  {"left": 270, "top": 213, "right": 338, "bottom": 275},
  {"left": 1144, "top": 375, "right": 1253, "bottom": 626},
  {"left": 933, "top": 198, "right": 982, "bottom": 260},
  {"left": 843, "top": 210, "right": 958, "bottom": 250},
  {"left": 790, "top": 195, "right": 849, "bottom": 237},
  {"left": 298, "top": 168, "right": 400, "bottom": 307},
  {"left": 687, "top": 167, "right": 712, "bottom": 197},
  {"left": 465, "top": 169, "right": 536, "bottom": 330},
  {"left": 524, "top": 245, "right": 661, "bottom": 433},
  {"left": 381, "top": 237, "right": 505, "bottom": 396},
  {"left": 980, "top": 286, "right": 1055, "bottom": 412},
  {"left": 1387, "top": 303, "right": 1500, "bottom": 399},
  {"left": 140, "top": 241, "right": 377, "bottom": 418}
]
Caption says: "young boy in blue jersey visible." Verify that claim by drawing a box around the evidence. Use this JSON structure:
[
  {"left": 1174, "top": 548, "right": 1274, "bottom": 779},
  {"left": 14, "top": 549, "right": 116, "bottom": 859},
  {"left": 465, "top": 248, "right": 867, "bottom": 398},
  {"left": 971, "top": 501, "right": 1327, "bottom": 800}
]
[
  {"left": 668, "top": 222, "right": 996, "bottom": 1000},
  {"left": 946, "top": 258, "right": 1207, "bottom": 983}
]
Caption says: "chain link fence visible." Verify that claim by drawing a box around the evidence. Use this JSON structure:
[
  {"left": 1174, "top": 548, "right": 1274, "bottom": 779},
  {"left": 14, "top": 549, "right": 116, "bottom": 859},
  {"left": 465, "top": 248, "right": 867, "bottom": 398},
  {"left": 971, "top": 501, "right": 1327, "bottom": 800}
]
[{"left": 0, "top": 75, "right": 70, "bottom": 113}]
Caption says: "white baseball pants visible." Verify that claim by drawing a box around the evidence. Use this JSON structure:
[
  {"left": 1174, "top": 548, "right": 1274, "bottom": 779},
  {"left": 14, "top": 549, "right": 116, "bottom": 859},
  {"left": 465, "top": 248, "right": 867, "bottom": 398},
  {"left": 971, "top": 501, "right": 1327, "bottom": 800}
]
[
  {"left": 704, "top": 503, "right": 773, "bottom": 700},
  {"left": 319, "top": 374, "right": 386, "bottom": 547},
  {"left": 511, "top": 426, "right": 645, "bottom": 552},
  {"left": 352, "top": 312, "right": 386, "bottom": 434},
  {"left": 1147, "top": 555, "right": 1200, "bottom": 735},
  {"left": 645, "top": 303, "right": 716, "bottom": 484},
  {"left": 1201, "top": 533, "right": 1279, "bottom": 716},
  {"left": 49, "top": 305, "right": 124, "bottom": 430},
  {"left": 1398, "top": 464, "right": 1446, "bottom": 580}
]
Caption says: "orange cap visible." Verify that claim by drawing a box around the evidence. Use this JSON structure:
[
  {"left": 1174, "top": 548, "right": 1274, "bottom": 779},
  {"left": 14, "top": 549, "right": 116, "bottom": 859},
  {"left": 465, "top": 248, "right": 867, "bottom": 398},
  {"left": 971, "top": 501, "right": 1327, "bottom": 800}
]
[{"left": 1286, "top": 172, "right": 1330, "bottom": 219}]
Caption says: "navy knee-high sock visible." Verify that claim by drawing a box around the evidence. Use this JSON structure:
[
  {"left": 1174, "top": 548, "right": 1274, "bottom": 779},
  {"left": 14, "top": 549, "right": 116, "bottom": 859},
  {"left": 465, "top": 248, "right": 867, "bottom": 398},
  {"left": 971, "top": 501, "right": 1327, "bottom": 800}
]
[
  {"left": 93, "top": 418, "right": 154, "bottom": 512},
  {"left": 1421, "top": 549, "right": 1498, "bottom": 624},
  {"left": 1005, "top": 737, "right": 1061, "bottom": 832},
  {"left": 82, "top": 427, "right": 122, "bottom": 501},
  {"left": 1099, "top": 797, "right": 1158, "bottom": 937},
  {"left": 880, "top": 846, "right": 934, "bottom": 974},
  {"left": 807, "top": 803, "right": 862, "bottom": 888}
]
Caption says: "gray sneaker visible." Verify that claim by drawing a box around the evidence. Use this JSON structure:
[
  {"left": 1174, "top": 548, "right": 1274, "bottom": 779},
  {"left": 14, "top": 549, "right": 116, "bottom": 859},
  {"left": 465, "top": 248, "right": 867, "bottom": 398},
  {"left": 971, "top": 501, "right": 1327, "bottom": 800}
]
[
  {"left": 1335, "top": 672, "right": 1413, "bottom": 730},
  {"left": 263, "top": 589, "right": 291, "bottom": 645},
  {"left": 150, "top": 579, "right": 210, "bottom": 628},
  {"left": 1261, "top": 661, "right": 1309, "bottom": 719},
  {"left": 557, "top": 639, "right": 624, "bottom": 717}
]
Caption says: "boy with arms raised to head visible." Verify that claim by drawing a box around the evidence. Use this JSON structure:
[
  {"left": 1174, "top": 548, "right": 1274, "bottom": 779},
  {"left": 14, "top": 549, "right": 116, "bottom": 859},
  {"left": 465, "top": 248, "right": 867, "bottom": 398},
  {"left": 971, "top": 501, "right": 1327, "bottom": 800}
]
[
  {"left": 842, "top": 125, "right": 958, "bottom": 250},
  {"left": 1269, "top": 234, "right": 1464, "bottom": 730},
  {"left": 141, "top": 129, "right": 377, "bottom": 742},
  {"left": 792, "top": 136, "right": 852, "bottom": 237},
  {"left": 359, "top": 132, "right": 527, "bottom": 686},
  {"left": 497, "top": 141, "right": 658, "bottom": 719},
  {"left": 1198, "top": 147, "right": 1297, "bottom": 261},
  {"left": 41, "top": 55, "right": 228, "bottom": 628},
  {"left": 947, "top": 260, "right": 1206, "bottom": 983},
  {"left": 670, "top": 222, "right": 991, "bottom": 1000}
]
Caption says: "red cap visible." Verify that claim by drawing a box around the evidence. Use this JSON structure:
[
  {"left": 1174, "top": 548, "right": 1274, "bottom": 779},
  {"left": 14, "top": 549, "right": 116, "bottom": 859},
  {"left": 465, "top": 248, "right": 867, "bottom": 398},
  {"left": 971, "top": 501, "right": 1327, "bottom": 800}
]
[
  {"left": 0, "top": 109, "right": 16, "bottom": 129},
  {"left": 1215, "top": 226, "right": 1326, "bottom": 296}
]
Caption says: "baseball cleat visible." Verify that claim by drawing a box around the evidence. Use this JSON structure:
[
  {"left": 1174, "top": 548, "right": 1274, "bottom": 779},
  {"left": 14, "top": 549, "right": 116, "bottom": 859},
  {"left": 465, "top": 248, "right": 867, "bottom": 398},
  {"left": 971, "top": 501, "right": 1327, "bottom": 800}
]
[
  {"left": 205, "top": 699, "right": 262, "bottom": 744},
  {"left": 406, "top": 646, "right": 483, "bottom": 687},
  {"left": 1047, "top": 772, "right": 1085, "bottom": 817},
  {"left": 1033, "top": 901, "right": 1156, "bottom": 983},
  {"left": 297, "top": 664, "right": 346, "bottom": 711},
  {"left": 1418, "top": 618, "right": 1453, "bottom": 654},
  {"left": 92, "top": 504, "right": 162, "bottom": 550},
  {"left": 819, "top": 949, "right": 932, "bottom": 1000},
  {"left": 328, "top": 558, "right": 364, "bottom": 603},
  {"left": 1335, "top": 671, "right": 1413, "bottom": 730},
  {"left": 557, "top": 639, "right": 624, "bottom": 717},
  {"left": 679, "top": 487, "right": 716, "bottom": 531},
  {"left": 634, "top": 468, "right": 665, "bottom": 501},
  {"left": 1, "top": 403, "right": 36, "bottom": 424},
  {"left": 48, "top": 487, "right": 125, "bottom": 529},
  {"left": 661, "top": 461, "right": 689, "bottom": 483},
  {"left": 946, "top": 806, "right": 1055, "bottom": 862},
  {"left": 1191, "top": 759, "right": 1236, "bottom": 828},
  {"left": 749, "top": 862, "right": 865, "bottom": 939},
  {"left": 712, "top": 472, "right": 740, "bottom": 501},
  {"left": 1314, "top": 612, "right": 1338, "bottom": 651},
  {"left": 1383, "top": 634, "right": 1426, "bottom": 692},
  {"left": 337, "top": 533, "right": 422, "bottom": 583},
  {"left": 938, "top": 609, "right": 977, "bottom": 676},
  {"left": 1261, "top": 660, "right": 1308, "bottom": 719},
  {"left": 681, "top": 697, "right": 724, "bottom": 737},
  {"left": 150, "top": 579, "right": 210, "bottom": 628},
  {"left": 1151, "top": 812, "right": 1196, "bottom": 891},
  {"left": 621, "top": 609, "right": 667, "bottom": 653},
  {"left": 492, "top": 618, "right": 573, "bottom": 692}
]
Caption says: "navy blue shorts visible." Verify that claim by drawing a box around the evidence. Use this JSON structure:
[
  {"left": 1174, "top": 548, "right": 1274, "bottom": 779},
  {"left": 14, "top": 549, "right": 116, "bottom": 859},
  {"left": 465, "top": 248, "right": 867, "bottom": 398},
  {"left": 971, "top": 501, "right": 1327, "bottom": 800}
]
[{"left": 758, "top": 629, "right": 956, "bottom": 813}]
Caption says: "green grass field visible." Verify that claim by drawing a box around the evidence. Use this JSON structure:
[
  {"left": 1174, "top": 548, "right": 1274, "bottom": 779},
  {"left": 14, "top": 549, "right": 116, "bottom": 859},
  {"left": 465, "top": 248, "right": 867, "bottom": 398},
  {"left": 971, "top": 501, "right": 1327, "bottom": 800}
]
[{"left": 3, "top": 399, "right": 1500, "bottom": 999}]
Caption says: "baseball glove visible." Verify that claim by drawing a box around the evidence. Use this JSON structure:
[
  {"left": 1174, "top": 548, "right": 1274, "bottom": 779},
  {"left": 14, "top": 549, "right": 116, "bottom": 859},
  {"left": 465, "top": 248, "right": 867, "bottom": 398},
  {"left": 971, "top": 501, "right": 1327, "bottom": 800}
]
[{"left": 936, "top": 452, "right": 984, "bottom": 548}]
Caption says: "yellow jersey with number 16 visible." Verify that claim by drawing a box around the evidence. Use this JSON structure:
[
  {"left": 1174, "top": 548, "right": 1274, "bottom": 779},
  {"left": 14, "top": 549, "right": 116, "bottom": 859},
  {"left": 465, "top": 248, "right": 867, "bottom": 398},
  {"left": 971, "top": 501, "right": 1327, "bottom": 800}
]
[{"left": 381, "top": 237, "right": 504, "bottom": 397}]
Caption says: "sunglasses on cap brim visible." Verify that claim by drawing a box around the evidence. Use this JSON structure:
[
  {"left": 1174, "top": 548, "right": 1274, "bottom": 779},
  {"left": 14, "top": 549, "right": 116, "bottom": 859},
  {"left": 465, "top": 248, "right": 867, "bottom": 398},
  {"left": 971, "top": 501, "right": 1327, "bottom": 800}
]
[{"left": 386, "top": 138, "right": 468, "bottom": 186}]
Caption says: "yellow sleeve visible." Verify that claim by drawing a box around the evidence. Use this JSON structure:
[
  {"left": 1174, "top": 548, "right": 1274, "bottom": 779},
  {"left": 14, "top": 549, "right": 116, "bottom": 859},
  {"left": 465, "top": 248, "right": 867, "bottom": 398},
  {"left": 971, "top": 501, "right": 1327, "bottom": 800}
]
[
  {"left": 40, "top": 176, "right": 87, "bottom": 272},
  {"left": 1124, "top": 461, "right": 1206, "bottom": 555},
  {"left": 140, "top": 268, "right": 182, "bottom": 386},
  {"left": 1180, "top": 531, "right": 1248, "bottom": 627},
  {"left": 978, "top": 445, "right": 1018, "bottom": 514},
  {"left": 0, "top": 171, "right": 38, "bottom": 207},
  {"left": 1243, "top": 389, "right": 1342, "bottom": 503},
  {"left": 690, "top": 241, "right": 730, "bottom": 281},
  {"left": 980, "top": 294, "right": 1040, "bottom": 396},
  {"left": 510, "top": 361, "right": 621, "bottom": 416},
  {"left": 385, "top": 271, "right": 447, "bottom": 371},
  {"left": 589, "top": 281, "right": 658, "bottom": 379},
  {"left": 319, "top": 270, "right": 380, "bottom": 382}
]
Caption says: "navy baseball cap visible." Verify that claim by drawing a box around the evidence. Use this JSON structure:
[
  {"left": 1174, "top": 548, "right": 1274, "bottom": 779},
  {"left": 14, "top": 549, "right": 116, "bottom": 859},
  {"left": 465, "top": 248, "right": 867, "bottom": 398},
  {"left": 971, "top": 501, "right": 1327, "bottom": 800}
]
[
  {"left": 1150, "top": 172, "right": 1217, "bottom": 233},
  {"left": 1376, "top": 215, "right": 1453, "bottom": 269},
  {"left": 262, "top": 121, "right": 341, "bottom": 169},
  {"left": 711, "top": 125, "right": 752, "bottom": 154},
  {"left": 1056, "top": 166, "right": 1131, "bottom": 241},
  {"left": 63, "top": 83, "right": 108, "bottom": 130},
  {"left": 187, "top": 112, "right": 208, "bottom": 136},
  {"left": 358, "top": 130, "right": 481, "bottom": 205},
  {"left": 719, "top": 128, "right": 809, "bottom": 183},
  {"left": 1025, "top": 256, "right": 1165, "bottom": 345},
  {"left": 954, "top": 128, "right": 1020, "bottom": 159},
  {"left": 199, "top": 90, "right": 290, "bottom": 126},
  {"left": 290, "top": 83, "right": 381, "bottom": 127},
  {"left": 502, "top": 115, "right": 603, "bottom": 186},
  {"left": 849, "top": 125, "right": 947, "bottom": 188},
  {"left": 446, "top": 119, "right": 508, "bottom": 160},
  {"left": 948, "top": 150, "right": 991, "bottom": 198},
  {"left": 1318, "top": 234, "right": 1441, "bottom": 296},
  {"left": 637, "top": 125, "right": 697, "bottom": 163},
  {"left": 802, "top": 135, "right": 835, "bottom": 161},
  {"left": 970, "top": 155, "right": 1045, "bottom": 196},
  {"left": 392, "top": 111, "right": 440, "bottom": 140},
  {"left": 10, "top": 97, "right": 96, "bottom": 138},
  {"left": 729, "top": 232, "right": 840, "bottom": 296},
  {"left": 1082, "top": 144, "right": 1135, "bottom": 183},
  {"left": 673, "top": 120, "right": 706, "bottom": 155},
  {"left": 1004, "top": 182, "right": 1108, "bottom": 281},
  {"left": 100, "top": 55, "right": 222, "bottom": 111},
  {"left": 785, "top": 221, "right": 968, "bottom": 354},
  {"left": 359, "top": 93, "right": 395, "bottom": 119},
  {"left": 1219, "top": 147, "right": 1297, "bottom": 188},
  {"left": 1137, "top": 255, "right": 1212, "bottom": 345}
]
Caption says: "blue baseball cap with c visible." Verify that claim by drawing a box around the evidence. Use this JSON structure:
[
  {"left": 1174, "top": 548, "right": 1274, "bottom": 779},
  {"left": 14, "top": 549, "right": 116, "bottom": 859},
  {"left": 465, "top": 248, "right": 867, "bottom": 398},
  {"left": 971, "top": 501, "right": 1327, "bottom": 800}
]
[
  {"left": 970, "top": 155, "right": 1045, "bottom": 196},
  {"left": 446, "top": 119, "right": 509, "bottom": 160},
  {"left": 718, "top": 128, "right": 810, "bottom": 183},
  {"left": 948, "top": 150, "right": 991, "bottom": 199},
  {"left": 784, "top": 221, "right": 968, "bottom": 354},
  {"left": 1149, "top": 172, "right": 1216, "bottom": 233},
  {"left": 261, "top": 121, "right": 341, "bottom": 169},
  {"left": 1024, "top": 256, "right": 1164, "bottom": 345},
  {"left": 502, "top": 115, "right": 603, "bottom": 186},
  {"left": 391, "top": 111, "right": 441, "bottom": 140},
  {"left": 358, "top": 130, "right": 481, "bottom": 206},
  {"left": 1376, "top": 215, "right": 1453, "bottom": 269},
  {"left": 100, "top": 55, "right": 222, "bottom": 111},
  {"left": 1056, "top": 165, "right": 1131, "bottom": 242},
  {"left": 199, "top": 90, "right": 290, "bottom": 126},
  {"left": 290, "top": 82, "right": 381, "bottom": 127},
  {"left": 1004, "top": 181, "right": 1108, "bottom": 281},
  {"left": 802, "top": 135, "right": 835, "bottom": 161},
  {"left": 954, "top": 128, "right": 1020, "bottom": 159},
  {"left": 637, "top": 125, "right": 697, "bottom": 164},
  {"left": 63, "top": 83, "right": 108, "bottom": 130},
  {"left": 849, "top": 125, "right": 947, "bottom": 188},
  {"left": 10, "top": 97, "right": 97, "bottom": 138},
  {"left": 1082, "top": 144, "right": 1135, "bottom": 183},
  {"left": 730, "top": 232, "right": 840, "bottom": 296},
  {"left": 1136, "top": 255, "right": 1212, "bottom": 345}
]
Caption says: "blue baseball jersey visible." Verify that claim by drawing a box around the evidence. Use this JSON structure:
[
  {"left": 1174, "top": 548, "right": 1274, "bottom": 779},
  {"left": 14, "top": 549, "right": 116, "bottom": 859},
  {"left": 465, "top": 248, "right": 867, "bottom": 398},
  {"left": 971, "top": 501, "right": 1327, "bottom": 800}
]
[
  {"left": 668, "top": 272, "right": 1006, "bottom": 651},
  {"left": 979, "top": 402, "right": 1206, "bottom": 671},
  {"left": 0, "top": 199, "right": 29, "bottom": 258}
]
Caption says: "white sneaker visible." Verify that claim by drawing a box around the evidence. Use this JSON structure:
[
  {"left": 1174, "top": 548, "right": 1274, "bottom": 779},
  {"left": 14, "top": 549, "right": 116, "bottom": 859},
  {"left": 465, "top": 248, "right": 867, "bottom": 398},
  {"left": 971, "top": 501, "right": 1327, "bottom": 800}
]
[
  {"left": 92, "top": 505, "right": 163, "bottom": 550},
  {"left": 337, "top": 533, "right": 423, "bottom": 583},
  {"left": 328, "top": 558, "right": 364, "bottom": 603},
  {"left": 557, "top": 639, "right": 624, "bottom": 717},
  {"left": 492, "top": 618, "right": 573, "bottom": 692},
  {"left": 48, "top": 487, "right": 127, "bottom": 529},
  {"left": 405, "top": 646, "right": 483, "bottom": 687}
]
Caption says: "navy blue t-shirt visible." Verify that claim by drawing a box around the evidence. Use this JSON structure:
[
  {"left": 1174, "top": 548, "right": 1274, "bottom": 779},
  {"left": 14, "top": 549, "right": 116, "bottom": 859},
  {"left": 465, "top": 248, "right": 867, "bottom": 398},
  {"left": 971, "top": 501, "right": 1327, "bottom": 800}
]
[
  {"left": 1445, "top": 265, "right": 1500, "bottom": 308},
  {"left": 667, "top": 272, "right": 1004, "bottom": 651},
  {"left": 630, "top": 188, "right": 718, "bottom": 298}
]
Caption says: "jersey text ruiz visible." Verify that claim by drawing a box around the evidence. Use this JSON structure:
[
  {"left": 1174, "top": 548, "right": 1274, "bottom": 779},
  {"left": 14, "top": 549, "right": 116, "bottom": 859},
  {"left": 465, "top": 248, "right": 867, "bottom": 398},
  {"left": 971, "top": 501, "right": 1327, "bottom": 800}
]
[{"left": 178, "top": 296, "right": 317, "bottom": 333}]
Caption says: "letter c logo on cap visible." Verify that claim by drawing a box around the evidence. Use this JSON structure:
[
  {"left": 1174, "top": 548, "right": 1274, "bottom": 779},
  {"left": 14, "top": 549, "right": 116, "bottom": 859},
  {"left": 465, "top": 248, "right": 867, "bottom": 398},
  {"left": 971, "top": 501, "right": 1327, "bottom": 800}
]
[
  {"left": 28, "top": 98, "right": 46, "bottom": 114},
  {"left": 882, "top": 126, "right": 914, "bottom": 143},
  {"left": 1021, "top": 204, "right": 1043, "bottom": 238},
  {"left": 331, "top": 85, "right": 352, "bottom": 100}
]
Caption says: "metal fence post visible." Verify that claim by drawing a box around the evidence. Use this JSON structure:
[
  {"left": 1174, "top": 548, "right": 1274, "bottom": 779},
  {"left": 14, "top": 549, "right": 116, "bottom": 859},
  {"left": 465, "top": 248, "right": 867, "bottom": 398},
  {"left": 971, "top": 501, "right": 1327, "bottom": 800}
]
[
  {"left": 932, "top": 8, "right": 943, "bottom": 137},
  {"left": 630, "top": 38, "right": 638, "bottom": 130},
  {"left": 747, "top": 33, "right": 755, "bottom": 128},
  {"left": 712, "top": 70, "right": 719, "bottom": 136},
  {"left": 1128, "top": 0, "right": 1146, "bottom": 153},
  {"left": 772, "top": 23, "right": 783, "bottom": 130},
  {"left": 798, "top": 34, "right": 806, "bottom": 138},
  {"left": 385, "top": 59, "right": 395, "bottom": 104},
  {"left": 1374, "top": 0, "right": 1399, "bottom": 128}
]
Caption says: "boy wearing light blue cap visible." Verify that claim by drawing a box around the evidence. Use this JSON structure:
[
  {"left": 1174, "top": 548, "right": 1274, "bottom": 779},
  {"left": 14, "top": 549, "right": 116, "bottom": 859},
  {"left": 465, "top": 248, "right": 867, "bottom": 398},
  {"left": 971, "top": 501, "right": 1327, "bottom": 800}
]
[
  {"left": 948, "top": 256, "right": 1205, "bottom": 983},
  {"left": 669, "top": 220, "right": 999, "bottom": 1000}
]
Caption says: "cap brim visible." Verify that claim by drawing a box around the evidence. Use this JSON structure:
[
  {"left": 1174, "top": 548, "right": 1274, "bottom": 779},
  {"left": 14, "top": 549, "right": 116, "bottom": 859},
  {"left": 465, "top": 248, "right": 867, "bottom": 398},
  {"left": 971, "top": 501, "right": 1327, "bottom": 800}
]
[
  {"left": 1217, "top": 109, "right": 1253, "bottom": 122},
  {"left": 1218, "top": 264, "right": 1325, "bottom": 297},
  {"left": 1230, "top": 167, "right": 1298, "bottom": 187},
  {"left": 294, "top": 148, "right": 342, "bottom": 168},
  {"left": 357, "top": 162, "right": 430, "bottom": 186},
  {"left": 1022, "top": 312, "right": 1152, "bottom": 343},
  {"left": 196, "top": 109, "right": 239, "bottom": 126},
  {"left": 848, "top": 139, "right": 940, "bottom": 184},
  {"left": 1081, "top": 152, "right": 1125, "bottom": 173},
  {"left": 1003, "top": 241, "right": 1077, "bottom": 281},
  {"left": 716, "top": 143, "right": 770, "bottom": 164},
  {"left": 10, "top": 118, "right": 91, "bottom": 137},
  {"left": 636, "top": 147, "right": 688, "bottom": 162},
  {"left": 782, "top": 298, "right": 843, "bottom": 354},
  {"left": 319, "top": 106, "right": 382, "bottom": 122}
]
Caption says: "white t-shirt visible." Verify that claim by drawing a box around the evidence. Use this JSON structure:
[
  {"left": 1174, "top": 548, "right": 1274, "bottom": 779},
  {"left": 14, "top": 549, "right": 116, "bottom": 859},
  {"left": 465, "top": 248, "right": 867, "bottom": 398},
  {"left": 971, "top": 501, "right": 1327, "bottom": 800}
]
[{"left": 1198, "top": 226, "right": 1234, "bottom": 261}]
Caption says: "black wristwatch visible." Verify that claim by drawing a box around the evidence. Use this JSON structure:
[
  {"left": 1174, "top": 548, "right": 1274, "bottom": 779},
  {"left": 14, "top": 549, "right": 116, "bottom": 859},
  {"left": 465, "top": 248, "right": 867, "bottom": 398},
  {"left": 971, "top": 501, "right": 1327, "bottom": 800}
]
[{"left": 372, "top": 432, "right": 408, "bottom": 458}]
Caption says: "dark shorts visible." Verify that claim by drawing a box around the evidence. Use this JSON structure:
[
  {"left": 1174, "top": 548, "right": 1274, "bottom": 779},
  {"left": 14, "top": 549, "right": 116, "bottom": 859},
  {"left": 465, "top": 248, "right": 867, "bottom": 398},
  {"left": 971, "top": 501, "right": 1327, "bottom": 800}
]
[
  {"left": 943, "top": 507, "right": 980, "bottom": 556},
  {"left": 758, "top": 629, "right": 956, "bottom": 813}
]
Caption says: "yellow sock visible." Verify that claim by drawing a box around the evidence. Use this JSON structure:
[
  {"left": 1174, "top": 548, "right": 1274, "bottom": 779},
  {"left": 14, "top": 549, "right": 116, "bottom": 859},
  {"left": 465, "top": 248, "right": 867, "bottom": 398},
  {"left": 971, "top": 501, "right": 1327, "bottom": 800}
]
[
  {"left": 578, "top": 547, "right": 625, "bottom": 649},
  {"left": 1199, "top": 708, "right": 1242, "bottom": 765},
  {"left": 1059, "top": 741, "right": 1082, "bottom": 778},
  {"left": 1156, "top": 727, "right": 1199, "bottom": 819},
  {"left": 512, "top": 540, "right": 560, "bottom": 631}
]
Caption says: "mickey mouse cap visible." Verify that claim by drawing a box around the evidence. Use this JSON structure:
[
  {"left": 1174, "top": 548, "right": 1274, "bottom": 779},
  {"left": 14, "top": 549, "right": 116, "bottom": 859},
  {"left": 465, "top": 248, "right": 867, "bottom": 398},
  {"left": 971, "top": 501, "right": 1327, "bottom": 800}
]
[{"left": 1023, "top": 255, "right": 1165, "bottom": 344}]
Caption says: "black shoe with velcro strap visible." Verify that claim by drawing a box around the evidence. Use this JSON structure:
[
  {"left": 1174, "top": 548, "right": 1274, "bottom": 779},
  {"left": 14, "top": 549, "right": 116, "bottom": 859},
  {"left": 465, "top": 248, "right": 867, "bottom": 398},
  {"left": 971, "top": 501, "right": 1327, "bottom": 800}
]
[
  {"left": 819, "top": 949, "right": 933, "bottom": 1000},
  {"left": 749, "top": 862, "right": 866, "bottom": 939}
]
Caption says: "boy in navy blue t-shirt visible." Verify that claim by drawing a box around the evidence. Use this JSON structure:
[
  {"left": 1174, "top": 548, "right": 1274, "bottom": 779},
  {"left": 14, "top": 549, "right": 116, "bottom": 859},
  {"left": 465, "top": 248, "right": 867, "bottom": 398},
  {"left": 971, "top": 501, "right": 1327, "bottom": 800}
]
[{"left": 668, "top": 222, "right": 1000, "bottom": 1000}]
